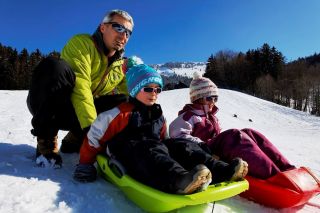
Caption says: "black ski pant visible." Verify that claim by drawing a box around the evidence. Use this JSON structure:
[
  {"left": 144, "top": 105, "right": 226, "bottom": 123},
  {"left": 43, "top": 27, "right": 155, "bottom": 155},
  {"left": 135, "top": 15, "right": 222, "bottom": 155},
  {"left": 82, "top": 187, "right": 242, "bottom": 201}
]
[
  {"left": 27, "top": 56, "right": 127, "bottom": 138},
  {"left": 163, "top": 138, "right": 234, "bottom": 183},
  {"left": 108, "top": 137, "right": 232, "bottom": 193}
]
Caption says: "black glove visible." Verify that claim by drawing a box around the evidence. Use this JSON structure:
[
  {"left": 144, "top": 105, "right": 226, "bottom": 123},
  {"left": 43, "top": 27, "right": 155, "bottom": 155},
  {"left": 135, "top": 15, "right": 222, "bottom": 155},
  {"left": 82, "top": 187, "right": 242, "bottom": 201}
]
[{"left": 73, "top": 164, "right": 97, "bottom": 182}]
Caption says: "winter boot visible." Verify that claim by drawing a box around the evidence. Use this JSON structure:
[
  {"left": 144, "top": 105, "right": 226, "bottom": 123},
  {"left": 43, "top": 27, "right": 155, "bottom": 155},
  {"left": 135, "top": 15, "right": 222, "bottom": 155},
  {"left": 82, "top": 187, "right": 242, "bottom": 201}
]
[
  {"left": 229, "top": 158, "right": 248, "bottom": 181},
  {"left": 36, "top": 136, "right": 62, "bottom": 168},
  {"left": 60, "top": 131, "right": 83, "bottom": 153},
  {"left": 206, "top": 157, "right": 248, "bottom": 183},
  {"left": 174, "top": 164, "right": 212, "bottom": 195}
]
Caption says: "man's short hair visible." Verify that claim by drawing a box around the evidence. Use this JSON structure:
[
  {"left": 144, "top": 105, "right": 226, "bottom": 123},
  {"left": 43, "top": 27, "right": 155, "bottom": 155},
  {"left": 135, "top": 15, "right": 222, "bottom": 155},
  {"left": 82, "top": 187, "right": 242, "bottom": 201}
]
[{"left": 102, "top": 9, "right": 134, "bottom": 28}]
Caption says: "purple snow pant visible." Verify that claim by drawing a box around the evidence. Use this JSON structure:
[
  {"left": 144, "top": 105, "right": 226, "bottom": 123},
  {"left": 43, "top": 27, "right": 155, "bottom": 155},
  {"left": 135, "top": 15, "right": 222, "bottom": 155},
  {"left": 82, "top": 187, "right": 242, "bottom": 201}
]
[{"left": 208, "top": 128, "right": 295, "bottom": 179}]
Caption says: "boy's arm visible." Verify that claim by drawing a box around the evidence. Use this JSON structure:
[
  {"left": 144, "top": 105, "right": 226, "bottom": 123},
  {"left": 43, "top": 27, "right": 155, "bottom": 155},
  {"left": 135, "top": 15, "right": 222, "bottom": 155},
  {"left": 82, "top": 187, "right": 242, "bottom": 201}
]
[
  {"left": 78, "top": 105, "right": 130, "bottom": 164},
  {"left": 78, "top": 107, "right": 121, "bottom": 164},
  {"left": 79, "top": 137, "right": 101, "bottom": 164}
]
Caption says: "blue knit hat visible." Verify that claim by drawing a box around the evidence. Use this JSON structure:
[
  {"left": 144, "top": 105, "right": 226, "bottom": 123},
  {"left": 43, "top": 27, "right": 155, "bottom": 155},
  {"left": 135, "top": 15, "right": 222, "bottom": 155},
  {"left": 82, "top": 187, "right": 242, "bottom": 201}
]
[{"left": 126, "top": 64, "right": 163, "bottom": 97}]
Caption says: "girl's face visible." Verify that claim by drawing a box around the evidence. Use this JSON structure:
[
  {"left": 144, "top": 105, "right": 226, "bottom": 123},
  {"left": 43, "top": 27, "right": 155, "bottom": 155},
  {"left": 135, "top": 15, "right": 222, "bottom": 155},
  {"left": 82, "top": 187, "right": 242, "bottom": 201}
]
[
  {"left": 197, "top": 96, "right": 218, "bottom": 111},
  {"left": 136, "top": 83, "right": 162, "bottom": 106}
]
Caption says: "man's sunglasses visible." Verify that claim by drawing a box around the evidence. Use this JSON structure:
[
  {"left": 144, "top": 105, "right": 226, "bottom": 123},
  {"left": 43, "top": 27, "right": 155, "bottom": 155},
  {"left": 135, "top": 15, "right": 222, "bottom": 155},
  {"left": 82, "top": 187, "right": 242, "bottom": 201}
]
[
  {"left": 105, "top": 22, "right": 132, "bottom": 38},
  {"left": 205, "top": 96, "right": 218, "bottom": 102},
  {"left": 141, "top": 87, "right": 162, "bottom": 94}
]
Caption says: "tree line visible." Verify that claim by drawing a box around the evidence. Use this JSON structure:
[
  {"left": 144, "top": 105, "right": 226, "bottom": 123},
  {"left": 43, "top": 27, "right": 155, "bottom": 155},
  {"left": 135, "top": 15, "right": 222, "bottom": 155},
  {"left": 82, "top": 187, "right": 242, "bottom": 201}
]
[
  {"left": 1, "top": 42, "right": 320, "bottom": 116},
  {"left": 0, "top": 43, "right": 59, "bottom": 90},
  {"left": 204, "top": 43, "right": 320, "bottom": 116},
  {"left": 0, "top": 43, "right": 191, "bottom": 92}
]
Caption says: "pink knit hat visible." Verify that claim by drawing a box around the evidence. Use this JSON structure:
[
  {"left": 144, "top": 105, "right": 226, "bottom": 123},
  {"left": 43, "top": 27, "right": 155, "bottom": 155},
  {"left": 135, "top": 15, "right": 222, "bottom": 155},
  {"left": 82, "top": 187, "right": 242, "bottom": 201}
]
[{"left": 189, "top": 72, "right": 218, "bottom": 102}]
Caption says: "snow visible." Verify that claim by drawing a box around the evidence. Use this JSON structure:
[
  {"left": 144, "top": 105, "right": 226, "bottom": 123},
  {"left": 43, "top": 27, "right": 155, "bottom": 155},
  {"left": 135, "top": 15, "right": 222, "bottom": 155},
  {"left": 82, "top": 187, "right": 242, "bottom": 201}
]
[
  {"left": 153, "top": 64, "right": 206, "bottom": 77},
  {"left": 0, "top": 89, "right": 319, "bottom": 213},
  {"left": 171, "top": 64, "right": 206, "bottom": 77}
]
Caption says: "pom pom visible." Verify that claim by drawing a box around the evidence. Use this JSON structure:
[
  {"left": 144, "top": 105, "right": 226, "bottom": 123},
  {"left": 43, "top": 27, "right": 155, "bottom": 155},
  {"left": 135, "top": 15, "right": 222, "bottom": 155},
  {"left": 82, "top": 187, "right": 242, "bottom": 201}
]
[
  {"left": 193, "top": 71, "right": 202, "bottom": 80},
  {"left": 127, "top": 56, "right": 144, "bottom": 69}
]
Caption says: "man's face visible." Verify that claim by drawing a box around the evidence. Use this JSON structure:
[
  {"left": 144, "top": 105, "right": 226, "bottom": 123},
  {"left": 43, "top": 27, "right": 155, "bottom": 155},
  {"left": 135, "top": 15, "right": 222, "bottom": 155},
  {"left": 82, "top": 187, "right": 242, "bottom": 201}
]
[{"left": 100, "top": 14, "right": 133, "bottom": 56}]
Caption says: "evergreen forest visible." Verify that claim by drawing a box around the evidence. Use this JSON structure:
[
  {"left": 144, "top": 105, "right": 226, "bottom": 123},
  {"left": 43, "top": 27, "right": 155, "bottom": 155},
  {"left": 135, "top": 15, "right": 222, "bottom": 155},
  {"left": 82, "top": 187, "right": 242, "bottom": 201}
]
[{"left": 0, "top": 42, "right": 319, "bottom": 116}]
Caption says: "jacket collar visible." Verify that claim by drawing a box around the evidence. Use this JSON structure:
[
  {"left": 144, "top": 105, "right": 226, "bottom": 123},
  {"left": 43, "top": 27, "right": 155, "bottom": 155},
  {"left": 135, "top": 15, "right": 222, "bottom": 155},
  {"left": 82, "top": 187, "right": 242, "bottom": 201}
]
[
  {"left": 129, "top": 97, "right": 162, "bottom": 115},
  {"left": 91, "top": 26, "right": 124, "bottom": 63}
]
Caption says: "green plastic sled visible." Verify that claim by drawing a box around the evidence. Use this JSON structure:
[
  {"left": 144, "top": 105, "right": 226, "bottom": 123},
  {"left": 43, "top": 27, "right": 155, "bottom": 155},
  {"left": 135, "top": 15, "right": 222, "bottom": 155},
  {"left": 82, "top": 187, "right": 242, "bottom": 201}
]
[{"left": 97, "top": 154, "right": 249, "bottom": 212}]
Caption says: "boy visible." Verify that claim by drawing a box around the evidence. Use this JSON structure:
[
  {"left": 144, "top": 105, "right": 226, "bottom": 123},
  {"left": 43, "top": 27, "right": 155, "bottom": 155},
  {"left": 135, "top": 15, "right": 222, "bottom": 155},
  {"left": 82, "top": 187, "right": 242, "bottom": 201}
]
[{"left": 74, "top": 64, "right": 247, "bottom": 194}]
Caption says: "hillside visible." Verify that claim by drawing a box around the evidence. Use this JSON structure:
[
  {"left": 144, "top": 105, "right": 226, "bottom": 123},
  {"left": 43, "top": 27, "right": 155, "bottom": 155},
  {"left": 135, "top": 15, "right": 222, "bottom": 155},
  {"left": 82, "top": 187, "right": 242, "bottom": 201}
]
[{"left": 0, "top": 89, "right": 319, "bottom": 212}]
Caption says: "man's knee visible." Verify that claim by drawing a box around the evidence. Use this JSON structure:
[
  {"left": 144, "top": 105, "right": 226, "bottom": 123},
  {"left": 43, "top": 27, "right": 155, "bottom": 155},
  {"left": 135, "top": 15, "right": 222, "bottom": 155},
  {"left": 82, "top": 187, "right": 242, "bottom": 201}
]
[{"left": 32, "top": 57, "right": 75, "bottom": 91}]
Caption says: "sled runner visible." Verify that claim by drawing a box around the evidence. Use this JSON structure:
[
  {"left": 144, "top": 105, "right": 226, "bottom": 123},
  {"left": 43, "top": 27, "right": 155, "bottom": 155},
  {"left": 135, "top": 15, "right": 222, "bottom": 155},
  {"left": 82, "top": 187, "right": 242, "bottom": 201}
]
[
  {"left": 241, "top": 167, "right": 320, "bottom": 208},
  {"left": 96, "top": 154, "right": 249, "bottom": 212}
]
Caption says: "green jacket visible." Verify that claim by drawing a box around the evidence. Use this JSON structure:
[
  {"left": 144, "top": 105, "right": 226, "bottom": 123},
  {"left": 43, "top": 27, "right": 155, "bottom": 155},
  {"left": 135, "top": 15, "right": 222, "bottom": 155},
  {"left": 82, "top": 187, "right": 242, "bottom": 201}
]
[{"left": 61, "top": 34, "right": 128, "bottom": 129}]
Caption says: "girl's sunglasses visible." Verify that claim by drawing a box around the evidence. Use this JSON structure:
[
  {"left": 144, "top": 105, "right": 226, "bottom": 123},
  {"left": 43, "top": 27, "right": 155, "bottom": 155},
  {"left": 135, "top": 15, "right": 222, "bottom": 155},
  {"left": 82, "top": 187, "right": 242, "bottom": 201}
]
[
  {"left": 141, "top": 87, "right": 162, "bottom": 94},
  {"left": 205, "top": 96, "right": 218, "bottom": 102},
  {"left": 105, "top": 22, "right": 132, "bottom": 38}
]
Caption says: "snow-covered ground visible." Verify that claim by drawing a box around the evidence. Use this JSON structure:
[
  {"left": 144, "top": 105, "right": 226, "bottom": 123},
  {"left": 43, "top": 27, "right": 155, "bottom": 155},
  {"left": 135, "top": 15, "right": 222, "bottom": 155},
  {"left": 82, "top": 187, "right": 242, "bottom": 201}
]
[{"left": 0, "top": 89, "right": 319, "bottom": 213}]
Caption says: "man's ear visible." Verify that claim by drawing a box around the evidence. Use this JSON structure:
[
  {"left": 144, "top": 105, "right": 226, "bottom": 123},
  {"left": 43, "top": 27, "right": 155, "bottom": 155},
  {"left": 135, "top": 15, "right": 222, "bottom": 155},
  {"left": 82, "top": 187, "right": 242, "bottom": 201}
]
[{"left": 99, "top": 23, "right": 105, "bottom": 33}]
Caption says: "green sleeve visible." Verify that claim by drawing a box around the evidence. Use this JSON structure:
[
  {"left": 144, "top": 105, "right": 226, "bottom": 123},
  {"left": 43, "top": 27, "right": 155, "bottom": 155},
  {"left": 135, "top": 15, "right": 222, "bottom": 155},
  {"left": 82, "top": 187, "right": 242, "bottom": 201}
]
[{"left": 61, "top": 35, "right": 99, "bottom": 128}]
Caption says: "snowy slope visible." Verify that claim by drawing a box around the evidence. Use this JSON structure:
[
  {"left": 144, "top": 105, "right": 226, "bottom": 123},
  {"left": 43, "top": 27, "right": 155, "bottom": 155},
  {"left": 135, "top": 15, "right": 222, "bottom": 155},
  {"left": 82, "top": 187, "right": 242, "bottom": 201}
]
[{"left": 0, "top": 89, "right": 319, "bottom": 213}]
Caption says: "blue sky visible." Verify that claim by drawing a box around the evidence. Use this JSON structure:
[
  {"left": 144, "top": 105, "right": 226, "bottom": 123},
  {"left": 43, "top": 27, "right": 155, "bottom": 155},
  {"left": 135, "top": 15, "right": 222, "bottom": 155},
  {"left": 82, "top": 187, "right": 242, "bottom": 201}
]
[{"left": 1, "top": 0, "right": 320, "bottom": 64}]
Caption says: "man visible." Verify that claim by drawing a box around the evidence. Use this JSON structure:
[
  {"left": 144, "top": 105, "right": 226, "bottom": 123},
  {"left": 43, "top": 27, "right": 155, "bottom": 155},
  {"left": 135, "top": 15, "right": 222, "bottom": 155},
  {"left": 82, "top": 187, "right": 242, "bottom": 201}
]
[{"left": 27, "top": 10, "right": 134, "bottom": 168}]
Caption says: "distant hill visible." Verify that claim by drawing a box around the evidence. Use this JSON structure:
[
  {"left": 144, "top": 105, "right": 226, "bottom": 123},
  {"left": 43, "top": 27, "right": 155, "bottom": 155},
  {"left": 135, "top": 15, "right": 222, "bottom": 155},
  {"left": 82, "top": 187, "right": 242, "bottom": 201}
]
[
  {"left": 149, "top": 62, "right": 206, "bottom": 90},
  {"left": 150, "top": 62, "right": 206, "bottom": 78}
]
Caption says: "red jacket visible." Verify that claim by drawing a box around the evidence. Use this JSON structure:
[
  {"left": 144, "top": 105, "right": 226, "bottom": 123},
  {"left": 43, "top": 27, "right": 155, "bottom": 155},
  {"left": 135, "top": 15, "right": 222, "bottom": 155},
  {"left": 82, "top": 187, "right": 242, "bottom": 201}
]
[{"left": 79, "top": 101, "right": 167, "bottom": 164}]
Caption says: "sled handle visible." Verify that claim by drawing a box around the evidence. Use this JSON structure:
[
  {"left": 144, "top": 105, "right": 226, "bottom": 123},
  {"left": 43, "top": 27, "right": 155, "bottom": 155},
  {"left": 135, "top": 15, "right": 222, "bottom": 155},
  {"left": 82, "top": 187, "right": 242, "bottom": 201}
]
[
  {"left": 105, "top": 145, "right": 127, "bottom": 178},
  {"left": 108, "top": 157, "right": 127, "bottom": 178},
  {"left": 302, "top": 167, "right": 320, "bottom": 188}
]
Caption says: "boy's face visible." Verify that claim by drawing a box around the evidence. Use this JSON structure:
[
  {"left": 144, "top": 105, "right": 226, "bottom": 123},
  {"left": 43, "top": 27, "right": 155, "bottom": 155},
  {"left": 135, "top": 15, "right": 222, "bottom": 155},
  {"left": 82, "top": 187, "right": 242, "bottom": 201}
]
[{"left": 136, "top": 83, "right": 161, "bottom": 106}]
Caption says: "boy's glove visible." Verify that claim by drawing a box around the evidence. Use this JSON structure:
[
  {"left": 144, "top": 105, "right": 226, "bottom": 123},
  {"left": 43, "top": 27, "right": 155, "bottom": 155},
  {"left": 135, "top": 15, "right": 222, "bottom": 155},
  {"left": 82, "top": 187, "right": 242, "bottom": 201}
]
[{"left": 73, "top": 164, "right": 97, "bottom": 182}]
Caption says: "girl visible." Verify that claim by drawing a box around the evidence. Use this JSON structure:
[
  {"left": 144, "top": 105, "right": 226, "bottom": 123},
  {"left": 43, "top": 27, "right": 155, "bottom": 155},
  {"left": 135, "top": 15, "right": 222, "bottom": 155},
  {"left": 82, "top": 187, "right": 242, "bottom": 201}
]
[{"left": 169, "top": 72, "right": 295, "bottom": 179}]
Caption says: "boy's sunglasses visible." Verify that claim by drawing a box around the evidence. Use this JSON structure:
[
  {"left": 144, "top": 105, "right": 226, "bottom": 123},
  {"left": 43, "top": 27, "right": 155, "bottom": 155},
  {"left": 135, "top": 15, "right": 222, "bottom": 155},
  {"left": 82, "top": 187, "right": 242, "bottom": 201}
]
[
  {"left": 141, "top": 87, "right": 162, "bottom": 94},
  {"left": 105, "top": 22, "right": 132, "bottom": 38},
  {"left": 205, "top": 96, "right": 218, "bottom": 102}
]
